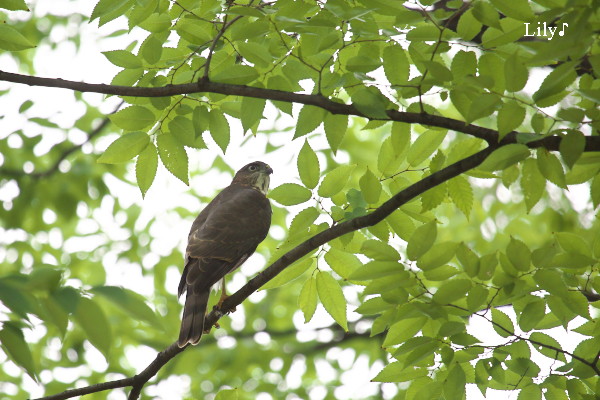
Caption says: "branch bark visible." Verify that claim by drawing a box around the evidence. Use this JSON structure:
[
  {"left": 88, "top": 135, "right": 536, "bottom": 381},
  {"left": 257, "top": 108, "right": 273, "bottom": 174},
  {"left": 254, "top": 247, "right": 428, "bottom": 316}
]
[
  {"left": 33, "top": 144, "right": 496, "bottom": 400},
  {"left": 2, "top": 70, "right": 599, "bottom": 152}
]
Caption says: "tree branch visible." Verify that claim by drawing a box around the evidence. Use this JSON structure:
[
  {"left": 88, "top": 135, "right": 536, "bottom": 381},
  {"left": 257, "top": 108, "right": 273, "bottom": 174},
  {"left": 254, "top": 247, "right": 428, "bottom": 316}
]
[
  {"left": 34, "top": 144, "right": 496, "bottom": 400},
  {"left": 2, "top": 70, "right": 600, "bottom": 152}
]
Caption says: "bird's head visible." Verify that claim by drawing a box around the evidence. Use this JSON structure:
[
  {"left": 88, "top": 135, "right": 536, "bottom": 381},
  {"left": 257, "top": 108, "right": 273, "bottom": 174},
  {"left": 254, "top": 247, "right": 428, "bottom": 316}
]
[{"left": 232, "top": 161, "right": 273, "bottom": 195}]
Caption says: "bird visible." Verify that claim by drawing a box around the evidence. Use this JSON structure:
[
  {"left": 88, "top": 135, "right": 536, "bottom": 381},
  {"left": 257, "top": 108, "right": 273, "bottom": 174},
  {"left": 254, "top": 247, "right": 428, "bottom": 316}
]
[{"left": 177, "top": 161, "right": 273, "bottom": 347}]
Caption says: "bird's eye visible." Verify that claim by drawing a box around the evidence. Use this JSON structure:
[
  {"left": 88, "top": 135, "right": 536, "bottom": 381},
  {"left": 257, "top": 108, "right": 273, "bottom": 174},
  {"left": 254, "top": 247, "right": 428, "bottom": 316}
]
[{"left": 248, "top": 165, "right": 258, "bottom": 171}]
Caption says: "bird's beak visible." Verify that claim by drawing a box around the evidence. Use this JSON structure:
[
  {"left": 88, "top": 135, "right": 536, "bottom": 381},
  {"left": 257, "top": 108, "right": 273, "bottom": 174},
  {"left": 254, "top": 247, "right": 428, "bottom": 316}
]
[{"left": 265, "top": 165, "right": 273, "bottom": 175}]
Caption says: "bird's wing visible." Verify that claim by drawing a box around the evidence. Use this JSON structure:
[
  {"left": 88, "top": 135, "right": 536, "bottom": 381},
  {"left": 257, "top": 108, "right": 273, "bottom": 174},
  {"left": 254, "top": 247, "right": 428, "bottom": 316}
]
[{"left": 182, "top": 184, "right": 271, "bottom": 292}]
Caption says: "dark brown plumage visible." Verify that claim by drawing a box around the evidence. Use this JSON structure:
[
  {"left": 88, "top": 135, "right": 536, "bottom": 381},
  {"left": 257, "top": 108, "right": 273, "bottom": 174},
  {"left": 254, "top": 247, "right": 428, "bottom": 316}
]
[{"left": 177, "top": 161, "right": 273, "bottom": 347}]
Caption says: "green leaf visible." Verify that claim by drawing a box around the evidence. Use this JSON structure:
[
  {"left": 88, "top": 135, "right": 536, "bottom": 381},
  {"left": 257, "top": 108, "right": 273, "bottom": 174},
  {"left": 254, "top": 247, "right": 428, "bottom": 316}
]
[
  {"left": 136, "top": 142, "right": 158, "bottom": 197},
  {"left": 529, "top": 332, "right": 566, "bottom": 362},
  {"left": 316, "top": 271, "right": 348, "bottom": 331},
  {"left": 98, "top": 132, "right": 149, "bottom": 164},
  {"left": 214, "top": 389, "right": 239, "bottom": 400},
  {"left": 73, "top": 297, "right": 112, "bottom": 358},
  {"left": 588, "top": 175, "right": 600, "bottom": 210},
  {"left": 406, "top": 220, "right": 437, "bottom": 261},
  {"left": 91, "top": 0, "right": 131, "bottom": 22},
  {"left": 211, "top": 64, "right": 259, "bottom": 85},
  {"left": 467, "top": 93, "right": 501, "bottom": 123},
  {"left": 506, "top": 237, "right": 531, "bottom": 271},
  {"left": 18, "top": 99, "right": 33, "bottom": 113},
  {"left": 0, "top": 324, "right": 37, "bottom": 381},
  {"left": 317, "top": 165, "right": 355, "bottom": 198},
  {"left": 555, "top": 232, "right": 591, "bottom": 257},
  {"left": 489, "top": 0, "right": 533, "bottom": 21},
  {"left": 432, "top": 279, "right": 472, "bottom": 304},
  {"left": 520, "top": 158, "right": 545, "bottom": 212},
  {"left": 109, "top": 106, "right": 155, "bottom": 131},
  {"left": 90, "top": 286, "right": 162, "bottom": 329},
  {"left": 349, "top": 261, "right": 404, "bottom": 280},
  {"left": 518, "top": 385, "right": 542, "bottom": 400},
  {"left": 0, "top": 25, "right": 36, "bottom": 51},
  {"left": 360, "top": 239, "right": 400, "bottom": 261},
  {"left": 377, "top": 136, "right": 403, "bottom": 176},
  {"left": 297, "top": 140, "right": 320, "bottom": 189},
  {"left": 0, "top": 279, "right": 38, "bottom": 319},
  {"left": 383, "top": 45, "right": 409, "bottom": 85},
  {"left": 457, "top": 10, "right": 481, "bottom": 41},
  {"left": 157, "top": 132, "right": 189, "bottom": 185},
  {"left": 295, "top": 105, "right": 326, "bottom": 139},
  {"left": 447, "top": 176, "right": 473, "bottom": 218},
  {"left": 417, "top": 241, "right": 457, "bottom": 271},
  {"left": 355, "top": 296, "right": 395, "bottom": 315},
  {"left": 102, "top": 49, "right": 142, "bottom": 68},
  {"left": 536, "top": 149, "right": 566, "bottom": 188},
  {"left": 298, "top": 276, "right": 317, "bottom": 323},
  {"left": 467, "top": 285, "right": 488, "bottom": 311},
  {"left": 288, "top": 207, "right": 320, "bottom": 239},
  {"left": 350, "top": 87, "right": 389, "bottom": 120},
  {"left": 533, "top": 269, "right": 568, "bottom": 297},
  {"left": 457, "top": 243, "right": 479, "bottom": 278},
  {"left": 472, "top": 1, "right": 501, "bottom": 29},
  {"left": 559, "top": 130, "right": 585, "bottom": 169},
  {"left": 208, "top": 110, "right": 230, "bottom": 153},
  {"left": 323, "top": 113, "right": 347, "bottom": 154},
  {"left": 444, "top": 364, "right": 466, "bottom": 400},
  {"left": 407, "top": 25, "right": 440, "bottom": 41},
  {"left": 533, "top": 62, "right": 577, "bottom": 105},
  {"left": 423, "top": 60, "right": 453, "bottom": 83},
  {"left": 407, "top": 130, "right": 447, "bottom": 166},
  {"left": 139, "top": 13, "right": 171, "bottom": 32},
  {"left": 0, "top": 0, "right": 29, "bottom": 11},
  {"left": 479, "top": 144, "right": 530, "bottom": 172},
  {"left": 384, "top": 317, "right": 427, "bottom": 346},
  {"left": 372, "top": 362, "right": 428, "bottom": 383},
  {"left": 518, "top": 299, "right": 546, "bottom": 332},
  {"left": 504, "top": 53, "right": 529, "bottom": 93},
  {"left": 241, "top": 97, "right": 265, "bottom": 134},
  {"left": 359, "top": 168, "right": 381, "bottom": 204},
  {"left": 261, "top": 258, "right": 314, "bottom": 290},
  {"left": 324, "top": 248, "right": 362, "bottom": 280},
  {"left": 169, "top": 116, "right": 204, "bottom": 149},
  {"left": 491, "top": 308, "right": 514, "bottom": 338},
  {"left": 269, "top": 183, "right": 312, "bottom": 206},
  {"left": 497, "top": 101, "right": 526, "bottom": 139},
  {"left": 26, "top": 267, "right": 62, "bottom": 291},
  {"left": 421, "top": 180, "right": 446, "bottom": 212},
  {"left": 346, "top": 55, "right": 380, "bottom": 73}
]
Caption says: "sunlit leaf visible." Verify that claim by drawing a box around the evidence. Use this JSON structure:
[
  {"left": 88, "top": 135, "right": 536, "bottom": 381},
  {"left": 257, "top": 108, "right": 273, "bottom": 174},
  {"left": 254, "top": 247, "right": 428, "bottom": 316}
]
[
  {"left": 98, "top": 131, "right": 149, "bottom": 164},
  {"left": 316, "top": 271, "right": 348, "bottom": 331},
  {"left": 297, "top": 140, "right": 320, "bottom": 189},
  {"left": 269, "top": 183, "right": 312, "bottom": 206}
]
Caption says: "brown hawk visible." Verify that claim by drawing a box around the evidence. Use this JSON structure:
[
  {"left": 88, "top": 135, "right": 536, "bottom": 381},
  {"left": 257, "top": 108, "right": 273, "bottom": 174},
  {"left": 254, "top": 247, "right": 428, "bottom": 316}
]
[{"left": 177, "top": 161, "right": 273, "bottom": 347}]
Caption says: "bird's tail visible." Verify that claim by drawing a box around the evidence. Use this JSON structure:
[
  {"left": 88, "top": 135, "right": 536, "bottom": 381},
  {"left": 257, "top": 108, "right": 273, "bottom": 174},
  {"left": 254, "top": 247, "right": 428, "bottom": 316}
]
[{"left": 178, "top": 290, "right": 209, "bottom": 347}]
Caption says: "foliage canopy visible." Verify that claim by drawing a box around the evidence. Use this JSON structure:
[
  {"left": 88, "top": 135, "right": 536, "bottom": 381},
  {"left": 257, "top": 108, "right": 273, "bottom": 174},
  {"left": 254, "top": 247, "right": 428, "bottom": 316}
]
[{"left": 1, "top": 0, "right": 600, "bottom": 399}]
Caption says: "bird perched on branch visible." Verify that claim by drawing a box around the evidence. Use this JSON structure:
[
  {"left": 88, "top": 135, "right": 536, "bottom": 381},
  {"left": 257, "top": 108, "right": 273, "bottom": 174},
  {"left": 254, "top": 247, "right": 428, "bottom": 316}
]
[{"left": 177, "top": 161, "right": 273, "bottom": 347}]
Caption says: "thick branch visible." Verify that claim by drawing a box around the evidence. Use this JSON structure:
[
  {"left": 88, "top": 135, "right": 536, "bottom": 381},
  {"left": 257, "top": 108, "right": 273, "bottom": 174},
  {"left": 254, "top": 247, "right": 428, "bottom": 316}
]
[
  {"left": 211, "top": 147, "right": 496, "bottom": 322},
  {"left": 34, "top": 145, "right": 495, "bottom": 400},
  {"left": 3, "top": 70, "right": 600, "bottom": 151}
]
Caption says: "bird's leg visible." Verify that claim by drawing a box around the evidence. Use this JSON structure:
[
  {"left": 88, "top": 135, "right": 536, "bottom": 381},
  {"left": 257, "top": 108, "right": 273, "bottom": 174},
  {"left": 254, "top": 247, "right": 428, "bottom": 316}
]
[{"left": 216, "top": 279, "right": 237, "bottom": 312}]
